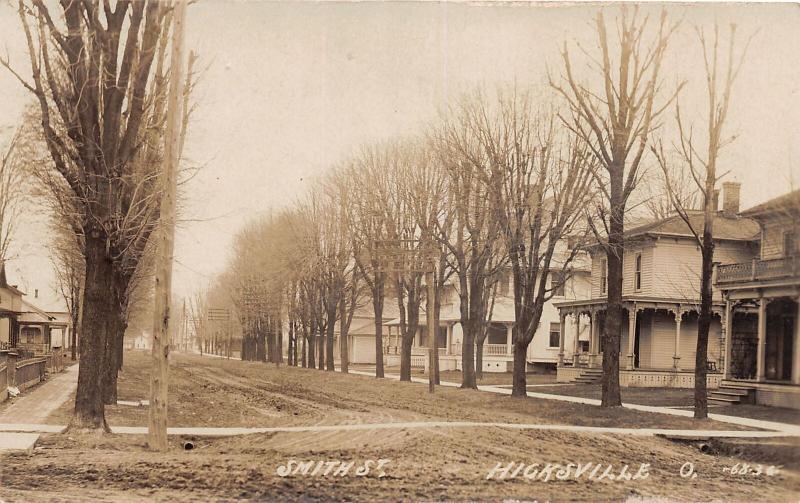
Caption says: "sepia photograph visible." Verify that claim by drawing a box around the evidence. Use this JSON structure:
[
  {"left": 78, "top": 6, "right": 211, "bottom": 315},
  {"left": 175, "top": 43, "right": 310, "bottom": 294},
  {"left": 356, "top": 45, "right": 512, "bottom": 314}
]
[{"left": 0, "top": 0, "right": 798, "bottom": 501}]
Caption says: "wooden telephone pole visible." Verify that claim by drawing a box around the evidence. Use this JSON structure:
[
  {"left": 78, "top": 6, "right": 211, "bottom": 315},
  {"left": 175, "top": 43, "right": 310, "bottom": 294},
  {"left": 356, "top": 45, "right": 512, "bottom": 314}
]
[
  {"left": 374, "top": 238, "right": 437, "bottom": 393},
  {"left": 149, "top": 0, "right": 187, "bottom": 452}
]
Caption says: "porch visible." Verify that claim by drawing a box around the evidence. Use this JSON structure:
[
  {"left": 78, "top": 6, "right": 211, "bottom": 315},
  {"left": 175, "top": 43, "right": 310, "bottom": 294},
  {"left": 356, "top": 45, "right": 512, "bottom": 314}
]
[
  {"left": 553, "top": 297, "right": 725, "bottom": 388},
  {"left": 383, "top": 318, "right": 516, "bottom": 372},
  {"left": 714, "top": 247, "right": 800, "bottom": 408},
  {"left": 383, "top": 343, "right": 515, "bottom": 372}
]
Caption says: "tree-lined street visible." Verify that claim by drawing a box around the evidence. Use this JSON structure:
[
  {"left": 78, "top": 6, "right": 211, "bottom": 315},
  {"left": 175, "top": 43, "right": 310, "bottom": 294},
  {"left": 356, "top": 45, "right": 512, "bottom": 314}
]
[{"left": 0, "top": 1, "right": 798, "bottom": 501}]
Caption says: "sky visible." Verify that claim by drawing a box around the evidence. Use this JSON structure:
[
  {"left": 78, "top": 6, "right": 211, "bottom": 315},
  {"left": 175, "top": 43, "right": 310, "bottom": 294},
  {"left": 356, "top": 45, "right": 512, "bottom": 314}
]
[{"left": 0, "top": 1, "right": 798, "bottom": 309}]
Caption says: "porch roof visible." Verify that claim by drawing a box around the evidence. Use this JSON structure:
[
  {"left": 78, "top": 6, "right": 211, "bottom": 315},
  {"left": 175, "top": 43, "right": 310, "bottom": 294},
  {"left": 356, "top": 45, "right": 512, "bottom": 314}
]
[
  {"left": 18, "top": 299, "right": 56, "bottom": 324},
  {"left": 553, "top": 295, "right": 725, "bottom": 314}
]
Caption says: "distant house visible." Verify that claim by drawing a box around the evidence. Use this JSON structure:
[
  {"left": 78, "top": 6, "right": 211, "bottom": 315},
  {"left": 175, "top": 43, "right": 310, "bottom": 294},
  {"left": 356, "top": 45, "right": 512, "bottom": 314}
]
[
  {"left": 126, "top": 330, "right": 152, "bottom": 351},
  {"left": 715, "top": 188, "right": 799, "bottom": 409},
  {"left": 554, "top": 182, "right": 760, "bottom": 387},
  {"left": 335, "top": 241, "right": 593, "bottom": 374},
  {"left": 0, "top": 266, "right": 25, "bottom": 350},
  {"left": 0, "top": 265, "right": 71, "bottom": 356}
]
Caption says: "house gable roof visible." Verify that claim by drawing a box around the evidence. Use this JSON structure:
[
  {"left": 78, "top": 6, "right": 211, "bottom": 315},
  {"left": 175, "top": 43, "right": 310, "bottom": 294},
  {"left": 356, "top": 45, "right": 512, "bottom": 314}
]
[
  {"left": 624, "top": 211, "right": 760, "bottom": 243},
  {"left": 740, "top": 189, "right": 800, "bottom": 218},
  {"left": 0, "top": 261, "right": 24, "bottom": 297}
]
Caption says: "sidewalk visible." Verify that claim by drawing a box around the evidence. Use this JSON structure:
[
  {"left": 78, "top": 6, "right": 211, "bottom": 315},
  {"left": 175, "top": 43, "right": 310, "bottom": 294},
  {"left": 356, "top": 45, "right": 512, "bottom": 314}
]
[
  {"left": 0, "top": 364, "right": 78, "bottom": 424},
  {"left": 0, "top": 365, "right": 78, "bottom": 450},
  {"left": 348, "top": 369, "right": 800, "bottom": 436}
]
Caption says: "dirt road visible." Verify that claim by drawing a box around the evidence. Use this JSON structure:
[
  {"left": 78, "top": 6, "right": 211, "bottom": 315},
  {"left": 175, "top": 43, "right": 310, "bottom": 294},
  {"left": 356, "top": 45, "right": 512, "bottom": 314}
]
[{"left": 3, "top": 351, "right": 797, "bottom": 502}]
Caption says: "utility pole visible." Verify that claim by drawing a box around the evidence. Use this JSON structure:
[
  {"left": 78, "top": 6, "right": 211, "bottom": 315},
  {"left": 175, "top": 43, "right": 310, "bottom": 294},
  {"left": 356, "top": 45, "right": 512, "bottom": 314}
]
[
  {"left": 375, "top": 238, "right": 436, "bottom": 393},
  {"left": 148, "top": 0, "right": 187, "bottom": 452}
]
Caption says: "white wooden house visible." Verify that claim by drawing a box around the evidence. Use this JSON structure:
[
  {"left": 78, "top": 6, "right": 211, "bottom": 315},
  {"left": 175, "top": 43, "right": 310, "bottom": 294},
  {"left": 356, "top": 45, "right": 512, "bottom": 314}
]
[
  {"left": 715, "top": 188, "right": 799, "bottom": 409},
  {"left": 554, "top": 182, "right": 761, "bottom": 387},
  {"left": 337, "top": 244, "right": 593, "bottom": 373}
]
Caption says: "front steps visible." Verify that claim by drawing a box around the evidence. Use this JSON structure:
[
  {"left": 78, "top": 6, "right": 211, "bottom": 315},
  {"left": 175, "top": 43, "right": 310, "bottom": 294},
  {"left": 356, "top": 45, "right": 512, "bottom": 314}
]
[
  {"left": 573, "top": 368, "right": 603, "bottom": 384},
  {"left": 708, "top": 381, "right": 756, "bottom": 406}
]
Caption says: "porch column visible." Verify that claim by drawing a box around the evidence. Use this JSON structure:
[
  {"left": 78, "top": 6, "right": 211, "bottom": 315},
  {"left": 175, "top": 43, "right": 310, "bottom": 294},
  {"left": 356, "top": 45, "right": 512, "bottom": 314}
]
[
  {"left": 756, "top": 298, "right": 767, "bottom": 381},
  {"left": 673, "top": 307, "right": 682, "bottom": 371},
  {"left": 793, "top": 297, "right": 800, "bottom": 385},
  {"left": 572, "top": 312, "right": 580, "bottom": 366},
  {"left": 723, "top": 300, "right": 733, "bottom": 380},
  {"left": 558, "top": 311, "right": 566, "bottom": 366},
  {"left": 506, "top": 323, "right": 513, "bottom": 356},
  {"left": 446, "top": 325, "right": 452, "bottom": 356},
  {"left": 627, "top": 304, "right": 637, "bottom": 370}
]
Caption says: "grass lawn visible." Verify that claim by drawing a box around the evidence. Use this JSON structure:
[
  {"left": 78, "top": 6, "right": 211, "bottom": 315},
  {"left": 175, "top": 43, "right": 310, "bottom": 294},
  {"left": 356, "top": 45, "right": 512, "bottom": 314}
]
[
  {"left": 531, "top": 383, "right": 697, "bottom": 407},
  {"left": 48, "top": 351, "right": 751, "bottom": 431},
  {"left": 8, "top": 350, "right": 796, "bottom": 502}
]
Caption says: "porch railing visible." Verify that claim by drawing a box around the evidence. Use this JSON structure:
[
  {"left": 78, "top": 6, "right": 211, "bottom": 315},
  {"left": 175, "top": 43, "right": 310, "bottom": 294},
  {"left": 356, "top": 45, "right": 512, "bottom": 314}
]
[
  {"left": 717, "top": 256, "right": 798, "bottom": 284},
  {"left": 446, "top": 343, "right": 510, "bottom": 356},
  {"left": 17, "top": 342, "right": 51, "bottom": 355},
  {"left": 384, "top": 346, "right": 449, "bottom": 356},
  {"left": 14, "top": 357, "right": 47, "bottom": 390}
]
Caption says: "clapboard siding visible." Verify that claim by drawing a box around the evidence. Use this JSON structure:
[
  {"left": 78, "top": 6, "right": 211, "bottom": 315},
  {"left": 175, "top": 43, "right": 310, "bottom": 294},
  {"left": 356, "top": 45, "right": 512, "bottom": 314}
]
[
  {"left": 638, "top": 311, "right": 653, "bottom": 365},
  {"left": 589, "top": 244, "right": 655, "bottom": 298},
  {"left": 644, "top": 312, "right": 722, "bottom": 370},
  {"left": 651, "top": 238, "right": 754, "bottom": 300},
  {"left": 351, "top": 335, "right": 376, "bottom": 364},
  {"left": 761, "top": 215, "right": 798, "bottom": 259},
  {"left": 650, "top": 313, "right": 677, "bottom": 369}
]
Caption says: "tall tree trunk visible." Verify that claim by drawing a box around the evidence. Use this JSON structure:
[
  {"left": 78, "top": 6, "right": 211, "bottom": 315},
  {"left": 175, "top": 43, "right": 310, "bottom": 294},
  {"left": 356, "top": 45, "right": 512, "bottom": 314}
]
[
  {"left": 325, "top": 309, "right": 336, "bottom": 371},
  {"left": 339, "top": 296, "right": 349, "bottom": 374},
  {"left": 602, "top": 191, "right": 625, "bottom": 407},
  {"left": 73, "top": 235, "right": 113, "bottom": 430},
  {"left": 291, "top": 335, "right": 296, "bottom": 366},
  {"left": 276, "top": 314, "right": 284, "bottom": 365},
  {"left": 461, "top": 320, "right": 478, "bottom": 389},
  {"left": 475, "top": 332, "right": 486, "bottom": 381},
  {"left": 512, "top": 334, "right": 528, "bottom": 396},
  {"left": 373, "top": 288, "right": 385, "bottom": 378},
  {"left": 256, "top": 319, "right": 266, "bottom": 361},
  {"left": 70, "top": 300, "right": 79, "bottom": 360},
  {"left": 695, "top": 235, "right": 714, "bottom": 419},
  {"left": 433, "top": 281, "right": 441, "bottom": 385},
  {"left": 301, "top": 332, "right": 307, "bottom": 367},
  {"left": 317, "top": 326, "right": 325, "bottom": 370},
  {"left": 400, "top": 332, "right": 413, "bottom": 381},
  {"left": 305, "top": 331, "right": 313, "bottom": 368},
  {"left": 270, "top": 318, "right": 275, "bottom": 362}
]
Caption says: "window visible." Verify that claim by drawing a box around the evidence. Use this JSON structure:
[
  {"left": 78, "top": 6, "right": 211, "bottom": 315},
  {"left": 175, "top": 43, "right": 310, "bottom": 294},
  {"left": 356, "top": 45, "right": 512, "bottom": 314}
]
[
  {"left": 566, "top": 235, "right": 578, "bottom": 250},
  {"left": 551, "top": 271, "right": 565, "bottom": 297},
  {"left": 634, "top": 253, "right": 642, "bottom": 291},
  {"left": 499, "top": 269, "right": 510, "bottom": 296},
  {"left": 600, "top": 258, "right": 607, "bottom": 293},
  {"left": 785, "top": 230, "right": 797, "bottom": 257},
  {"left": 549, "top": 322, "right": 561, "bottom": 348}
]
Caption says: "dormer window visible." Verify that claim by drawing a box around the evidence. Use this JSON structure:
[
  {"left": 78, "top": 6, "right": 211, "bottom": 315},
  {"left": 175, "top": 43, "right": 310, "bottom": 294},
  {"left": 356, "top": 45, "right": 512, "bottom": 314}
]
[
  {"left": 551, "top": 271, "right": 565, "bottom": 297},
  {"left": 784, "top": 230, "right": 796, "bottom": 257}
]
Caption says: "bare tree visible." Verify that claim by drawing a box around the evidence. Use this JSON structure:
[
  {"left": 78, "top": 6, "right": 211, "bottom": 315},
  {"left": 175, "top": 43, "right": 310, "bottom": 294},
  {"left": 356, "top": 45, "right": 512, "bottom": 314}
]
[
  {"left": 350, "top": 144, "right": 395, "bottom": 378},
  {"left": 432, "top": 95, "right": 507, "bottom": 389},
  {"left": 477, "top": 92, "right": 594, "bottom": 397},
  {"left": 551, "top": 6, "right": 680, "bottom": 406},
  {"left": 0, "top": 128, "right": 24, "bottom": 261},
  {"left": 50, "top": 223, "right": 84, "bottom": 360},
  {"left": 653, "top": 23, "right": 751, "bottom": 419},
  {"left": 1, "top": 0, "right": 194, "bottom": 428}
]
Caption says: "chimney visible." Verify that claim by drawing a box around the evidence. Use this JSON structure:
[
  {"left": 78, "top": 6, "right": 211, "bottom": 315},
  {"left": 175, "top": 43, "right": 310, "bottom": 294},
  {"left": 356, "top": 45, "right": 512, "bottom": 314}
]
[
  {"left": 722, "top": 182, "right": 741, "bottom": 217},
  {"left": 711, "top": 189, "right": 720, "bottom": 212},
  {"left": 34, "top": 288, "right": 38, "bottom": 298}
]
